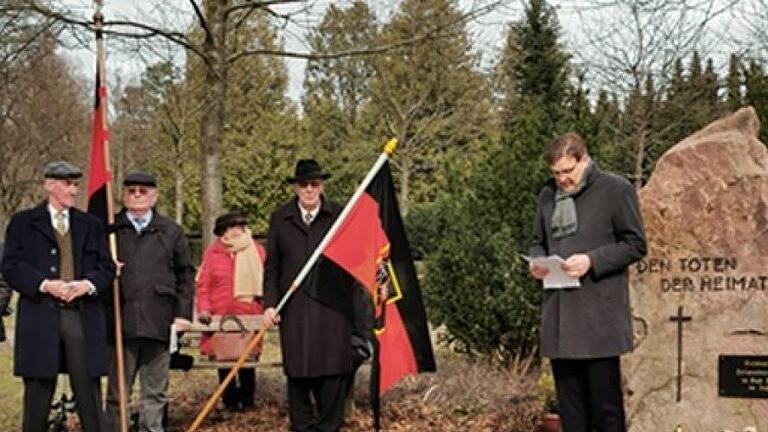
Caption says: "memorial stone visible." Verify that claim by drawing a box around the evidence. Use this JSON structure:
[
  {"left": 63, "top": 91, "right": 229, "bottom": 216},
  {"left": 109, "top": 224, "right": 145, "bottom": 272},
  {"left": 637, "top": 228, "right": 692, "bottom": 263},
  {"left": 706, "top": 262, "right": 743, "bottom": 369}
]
[{"left": 626, "top": 107, "right": 768, "bottom": 431}]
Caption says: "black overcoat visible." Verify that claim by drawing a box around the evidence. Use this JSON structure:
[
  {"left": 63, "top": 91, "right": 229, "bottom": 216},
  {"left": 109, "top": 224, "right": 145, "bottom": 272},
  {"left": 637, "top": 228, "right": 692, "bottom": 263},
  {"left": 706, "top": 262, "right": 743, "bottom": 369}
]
[
  {"left": 1, "top": 202, "right": 115, "bottom": 378},
  {"left": 112, "top": 209, "right": 196, "bottom": 342},
  {"left": 264, "top": 197, "right": 354, "bottom": 378},
  {"left": 530, "top": 166, "right": 647, "bottom": 359}
]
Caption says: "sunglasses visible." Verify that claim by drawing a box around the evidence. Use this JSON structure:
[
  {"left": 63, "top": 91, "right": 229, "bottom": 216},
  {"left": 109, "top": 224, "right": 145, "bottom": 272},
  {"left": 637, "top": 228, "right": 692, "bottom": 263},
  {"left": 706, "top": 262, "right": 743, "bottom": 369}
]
[
  {"left": 297, "top": 180, "right": 322, "bottom": 189},
  {"left": 126, "top": 186, "right": 151, "bottom": 195}
]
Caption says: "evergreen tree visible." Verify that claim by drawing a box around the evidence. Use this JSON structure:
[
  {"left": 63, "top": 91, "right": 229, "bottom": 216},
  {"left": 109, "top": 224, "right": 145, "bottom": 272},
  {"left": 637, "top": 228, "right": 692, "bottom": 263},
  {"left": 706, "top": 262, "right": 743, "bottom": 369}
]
[
  {"left": 301, "top": 1, "right": 379, "bottom": 200},
  {"left": 416, "top": 0, "right": 571, "bottom": 362},
  {"left": 590, "top": 89, "right": 622, "bottom": 173},
  {"left": 725, "top": 53, "right": 743, "bottom": 112},
  {"left": 744, "top": 59, "right": 768, "bottom": 143},
  {"left": 221, "top": 13, "right": 299, "bottom": 234},
  {"left": 703, "top": 58, "right": 719, "bottom": 111},
  {"left": 497, "top": 0, "right": 569, "bottom": 128},
  {"left": 368, "top": 0, "right": 494, "bottom": 213}
]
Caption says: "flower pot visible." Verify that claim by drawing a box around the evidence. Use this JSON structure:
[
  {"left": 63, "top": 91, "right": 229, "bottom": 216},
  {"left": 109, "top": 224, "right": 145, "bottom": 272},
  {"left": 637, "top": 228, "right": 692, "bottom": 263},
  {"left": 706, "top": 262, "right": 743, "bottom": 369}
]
[{"left": 541, "top": 412, "right": 561, "bottom": 432}]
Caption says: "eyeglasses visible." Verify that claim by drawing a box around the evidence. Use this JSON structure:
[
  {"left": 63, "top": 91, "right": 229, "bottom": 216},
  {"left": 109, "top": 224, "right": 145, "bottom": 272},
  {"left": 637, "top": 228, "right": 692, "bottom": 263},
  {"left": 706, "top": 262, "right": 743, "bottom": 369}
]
[
  {"left": 550, "top": 163, "right": 578, "bottom": 177},
  {"left": 126, "top": 186, "right": 150, "bottom": 195},
  {"left": 297, "top": 180, "right": 322, "bottom": 189}
]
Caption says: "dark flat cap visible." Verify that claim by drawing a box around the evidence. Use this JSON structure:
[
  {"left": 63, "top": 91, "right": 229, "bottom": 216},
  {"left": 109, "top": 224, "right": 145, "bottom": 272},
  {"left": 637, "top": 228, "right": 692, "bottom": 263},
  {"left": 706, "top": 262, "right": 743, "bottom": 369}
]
[
  {"left": 44, "top": 161, "right": 82, "bottom": 180},
  {"left": 214, "top": 211, "right": 249, "bottom": 236},
  {"left": 285, "top": 159, "right": 331, "bottom": 183},
  {"left": 123, "top": 171, "right": 157, "bottom": 187}
]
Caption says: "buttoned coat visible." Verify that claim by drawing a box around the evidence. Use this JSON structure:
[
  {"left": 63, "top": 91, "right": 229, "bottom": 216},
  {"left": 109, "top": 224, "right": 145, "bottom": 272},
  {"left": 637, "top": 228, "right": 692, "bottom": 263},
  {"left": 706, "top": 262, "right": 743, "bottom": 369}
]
[
  {"left": 530, "top": 166, "right": 647, "bottom": 359},
  {"left": 1, "top": 202, "right": 115, "bottom": 377},
  {"left": 264, "top": 197, "right": 354, "bottom": 378},
  {"left": 112, "top": 209, "right": 196, "bottom": 342}
]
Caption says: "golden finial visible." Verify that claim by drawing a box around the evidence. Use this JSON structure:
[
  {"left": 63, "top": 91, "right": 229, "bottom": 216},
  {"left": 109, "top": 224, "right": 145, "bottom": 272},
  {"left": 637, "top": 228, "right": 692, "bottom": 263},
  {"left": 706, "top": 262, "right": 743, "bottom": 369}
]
[{"left": 384, "top": 138, "right": 398, "bottom": 155}]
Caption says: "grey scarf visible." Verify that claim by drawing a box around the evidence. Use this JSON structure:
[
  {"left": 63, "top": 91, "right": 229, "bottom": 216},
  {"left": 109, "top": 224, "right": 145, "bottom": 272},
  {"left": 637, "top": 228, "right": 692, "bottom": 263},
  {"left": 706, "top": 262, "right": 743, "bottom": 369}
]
[{"left": 551, "top": 161, "right": 594, "bottom": 239}]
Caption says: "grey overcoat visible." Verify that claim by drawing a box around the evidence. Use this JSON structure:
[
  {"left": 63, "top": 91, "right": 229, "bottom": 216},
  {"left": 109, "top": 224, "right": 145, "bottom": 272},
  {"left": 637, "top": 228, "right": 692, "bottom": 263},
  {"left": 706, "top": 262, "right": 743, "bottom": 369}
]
[{"left": 530, "top": 166, "right": 647, "bottom": 359}]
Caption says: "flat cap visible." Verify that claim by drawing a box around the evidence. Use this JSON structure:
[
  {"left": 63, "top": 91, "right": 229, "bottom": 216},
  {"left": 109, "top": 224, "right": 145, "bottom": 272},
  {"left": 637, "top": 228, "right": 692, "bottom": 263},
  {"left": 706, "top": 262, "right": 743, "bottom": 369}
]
[
  {"left": 123, "top": 171, "right": 157, "bottom": 187},
  {"left": 44, "top": 161, "right": 82, "bottom": 180}
]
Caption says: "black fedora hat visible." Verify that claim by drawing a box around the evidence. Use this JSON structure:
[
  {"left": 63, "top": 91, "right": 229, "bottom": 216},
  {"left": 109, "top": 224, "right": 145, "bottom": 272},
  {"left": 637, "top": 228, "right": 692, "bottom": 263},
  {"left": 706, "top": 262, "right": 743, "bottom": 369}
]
[{"left": 285, "top": 159, "right": 331, "bottom": 183}]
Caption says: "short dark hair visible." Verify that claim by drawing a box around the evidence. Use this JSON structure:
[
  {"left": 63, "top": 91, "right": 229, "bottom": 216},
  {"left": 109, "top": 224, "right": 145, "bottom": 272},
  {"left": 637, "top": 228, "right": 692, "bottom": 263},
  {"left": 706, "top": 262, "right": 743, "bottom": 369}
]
[{"left": 546, "top": 132, "right": 587, "bottom": 165}]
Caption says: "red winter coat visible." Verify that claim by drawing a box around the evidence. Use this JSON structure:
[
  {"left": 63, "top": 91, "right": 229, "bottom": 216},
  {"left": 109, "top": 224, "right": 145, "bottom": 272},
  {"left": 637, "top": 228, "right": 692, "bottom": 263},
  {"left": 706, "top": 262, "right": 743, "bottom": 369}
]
[{"left": 196, "top": 238, "right": 265, "bottom": 354}]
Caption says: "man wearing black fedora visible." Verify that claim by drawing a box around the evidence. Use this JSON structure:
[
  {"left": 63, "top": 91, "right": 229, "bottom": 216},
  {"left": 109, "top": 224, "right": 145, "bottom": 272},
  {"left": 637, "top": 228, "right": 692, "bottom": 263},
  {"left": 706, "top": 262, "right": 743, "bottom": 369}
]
[{"left": 263, "top": 159, "right": 361, "bottom": 432}]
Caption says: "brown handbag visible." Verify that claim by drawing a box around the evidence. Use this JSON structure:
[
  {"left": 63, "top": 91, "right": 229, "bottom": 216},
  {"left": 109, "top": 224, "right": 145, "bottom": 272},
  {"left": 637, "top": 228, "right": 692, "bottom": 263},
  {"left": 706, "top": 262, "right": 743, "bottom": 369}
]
[{"left": 207, "top": 315, "right": 262, "bottom": 361}]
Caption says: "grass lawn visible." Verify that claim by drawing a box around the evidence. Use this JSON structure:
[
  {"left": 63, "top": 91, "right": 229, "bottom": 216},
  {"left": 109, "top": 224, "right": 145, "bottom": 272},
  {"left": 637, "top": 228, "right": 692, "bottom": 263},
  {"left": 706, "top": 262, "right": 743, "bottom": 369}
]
[{"left": 0, "top": 342, "right": 23, "bottom": 430}]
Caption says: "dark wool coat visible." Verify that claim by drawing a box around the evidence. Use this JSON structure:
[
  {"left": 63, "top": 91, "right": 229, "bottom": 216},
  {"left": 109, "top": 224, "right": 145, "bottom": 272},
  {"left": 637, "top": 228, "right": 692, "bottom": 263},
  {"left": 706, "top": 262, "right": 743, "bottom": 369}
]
[
  {"left": 530, "top": 166, "right": 647, "bottom": 359},
  {"left": 112, "top": 209, "right": 195, "bottom": 342},
  {"left": 1, "top": 203, "right": 115, "bottom": 377},
  {"left": 264, "top": 197, "right": 354, "bottom": 378}
]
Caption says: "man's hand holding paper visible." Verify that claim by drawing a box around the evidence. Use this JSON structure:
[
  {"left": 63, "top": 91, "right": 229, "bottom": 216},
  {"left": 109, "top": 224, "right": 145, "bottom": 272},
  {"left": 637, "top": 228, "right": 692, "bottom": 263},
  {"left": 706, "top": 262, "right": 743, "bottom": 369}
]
[{"left": 523, "top": 254, "right": 581, "bottom": 289}]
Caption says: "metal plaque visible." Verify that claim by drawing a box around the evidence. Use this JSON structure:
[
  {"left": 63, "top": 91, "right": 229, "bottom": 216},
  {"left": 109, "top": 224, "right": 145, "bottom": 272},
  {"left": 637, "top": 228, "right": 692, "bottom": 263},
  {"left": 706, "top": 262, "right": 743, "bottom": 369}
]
[{"left": 718, "top": 355, "right": 768, "bottom": 398}]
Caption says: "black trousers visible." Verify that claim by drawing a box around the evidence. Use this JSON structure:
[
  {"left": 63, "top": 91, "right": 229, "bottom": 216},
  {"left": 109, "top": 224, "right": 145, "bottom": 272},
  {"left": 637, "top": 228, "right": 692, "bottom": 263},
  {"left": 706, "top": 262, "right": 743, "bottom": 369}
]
[
  {"left": 551, "top": 357, "right": 626, "bottom": 432},
  {"left": 23, "top": 309, "right": 102, "bottom": 432},
  {"left": 218, "top": 368, "right": 255, "bottom": 408},
  {"left": 287, "top": 374, "right": 349, "bottom": 432}
]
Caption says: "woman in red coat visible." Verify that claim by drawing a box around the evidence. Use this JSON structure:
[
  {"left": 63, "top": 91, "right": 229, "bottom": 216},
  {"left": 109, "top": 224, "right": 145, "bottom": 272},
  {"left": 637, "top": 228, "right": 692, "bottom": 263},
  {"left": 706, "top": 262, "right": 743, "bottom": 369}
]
[{"left": 196, "top": 211, "right": 265, "bottom": 411}]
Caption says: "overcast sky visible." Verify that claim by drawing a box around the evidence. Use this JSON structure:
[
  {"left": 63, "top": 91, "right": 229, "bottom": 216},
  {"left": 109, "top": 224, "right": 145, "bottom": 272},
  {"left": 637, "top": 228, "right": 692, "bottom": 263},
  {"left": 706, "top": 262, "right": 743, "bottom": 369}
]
[{"left": 61, "top": 0, "right": 744, "bottom": 105}]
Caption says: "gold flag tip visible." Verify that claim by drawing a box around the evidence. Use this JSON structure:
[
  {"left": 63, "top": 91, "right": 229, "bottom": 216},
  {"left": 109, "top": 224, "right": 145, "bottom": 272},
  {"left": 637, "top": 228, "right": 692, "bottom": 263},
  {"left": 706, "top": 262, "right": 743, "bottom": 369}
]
[{"left": 384, "top": 138, "right": 398, "bottom": 155}]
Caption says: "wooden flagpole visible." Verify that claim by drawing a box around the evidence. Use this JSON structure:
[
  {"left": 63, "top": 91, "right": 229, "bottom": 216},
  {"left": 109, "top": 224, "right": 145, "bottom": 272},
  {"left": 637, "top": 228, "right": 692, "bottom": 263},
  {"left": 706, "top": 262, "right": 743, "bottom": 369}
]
[
  {"left": 94, "top": 2, "right": 129, "bottom": 431},
  {"left": 185, "top": 138, "right": 399, "bottom": 432}
]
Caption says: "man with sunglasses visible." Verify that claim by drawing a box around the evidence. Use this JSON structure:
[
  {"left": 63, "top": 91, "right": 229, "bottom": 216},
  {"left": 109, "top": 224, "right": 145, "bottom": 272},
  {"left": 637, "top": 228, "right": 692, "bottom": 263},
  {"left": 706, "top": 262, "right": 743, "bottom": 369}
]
[
  {"left": 263, "top": 159, "right": 364, "bottom": 432},
  {"left": 104, "top": 171, "right": 195, "bottom": 432},
  {"left": 528, "top": 133, "right": 647, "bottom": 432},
  {"left": 2, "top": 161, "right": 115, "bottom": 432}
]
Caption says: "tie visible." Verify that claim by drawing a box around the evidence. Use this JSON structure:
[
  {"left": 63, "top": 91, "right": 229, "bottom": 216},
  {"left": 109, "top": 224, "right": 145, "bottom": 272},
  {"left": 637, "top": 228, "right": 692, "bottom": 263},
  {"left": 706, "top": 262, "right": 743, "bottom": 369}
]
[
  {"left": 304, "top": 212, "right": 313, "bottom": 225},
  {"left": 55, "top": 211, "right": 67, "bottom": 235}
]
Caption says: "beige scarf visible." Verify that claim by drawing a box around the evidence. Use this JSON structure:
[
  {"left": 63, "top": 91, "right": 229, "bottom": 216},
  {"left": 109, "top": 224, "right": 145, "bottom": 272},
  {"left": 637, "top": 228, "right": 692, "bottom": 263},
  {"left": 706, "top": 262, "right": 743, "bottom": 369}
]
[{"left": 221, "top": 227, "right": 264, "bottom": 301}]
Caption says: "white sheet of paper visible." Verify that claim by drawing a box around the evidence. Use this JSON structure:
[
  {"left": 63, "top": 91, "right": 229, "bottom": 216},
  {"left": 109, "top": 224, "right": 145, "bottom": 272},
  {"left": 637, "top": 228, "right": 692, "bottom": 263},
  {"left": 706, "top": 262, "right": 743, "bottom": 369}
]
[
  {"left": 522, "top": 254, "right": 581, "bottom": 289},
  {"left": 169, "top": 323, "right": 178, "bottom": 353}
]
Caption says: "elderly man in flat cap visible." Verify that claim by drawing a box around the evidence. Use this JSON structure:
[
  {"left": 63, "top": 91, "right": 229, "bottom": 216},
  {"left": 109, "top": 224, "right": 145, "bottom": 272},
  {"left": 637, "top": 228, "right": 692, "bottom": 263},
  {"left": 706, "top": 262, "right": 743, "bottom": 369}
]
[
  {"left": 1, "top": 161, "right": 116, "bottom": 432},
  {"left": 103, "top": 171, "right": 195, "bottom": 432}
]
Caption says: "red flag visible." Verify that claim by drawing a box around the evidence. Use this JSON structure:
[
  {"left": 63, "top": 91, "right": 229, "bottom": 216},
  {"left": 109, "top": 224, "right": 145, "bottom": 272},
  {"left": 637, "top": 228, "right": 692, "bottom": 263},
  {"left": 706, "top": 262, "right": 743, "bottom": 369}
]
[
  {"left": 87, "top": 69, "right": 111, "bottom": 222},
  {"left": 323, "top": 162, "right": 435, "bottom": 398}
]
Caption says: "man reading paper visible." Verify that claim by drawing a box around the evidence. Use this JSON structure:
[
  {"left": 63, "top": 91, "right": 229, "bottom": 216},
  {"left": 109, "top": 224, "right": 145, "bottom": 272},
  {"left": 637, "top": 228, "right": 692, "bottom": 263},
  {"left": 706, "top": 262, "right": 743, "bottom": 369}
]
[{"left": 529, "top": 133, "right": 646, "bottom": 432}]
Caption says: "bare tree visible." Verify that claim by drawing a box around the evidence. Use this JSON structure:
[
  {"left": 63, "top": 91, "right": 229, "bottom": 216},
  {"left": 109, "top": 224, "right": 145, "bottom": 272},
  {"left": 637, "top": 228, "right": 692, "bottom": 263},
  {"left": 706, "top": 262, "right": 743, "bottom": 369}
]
[
  {"left": 4, "top": 0, "right": 501, "bottom": 245},
  {"left": 0, "top": 33, "right": 90, "bottom": 229},
  {"left": 574, "top": 0, "right": 737, "bottom": 186}
]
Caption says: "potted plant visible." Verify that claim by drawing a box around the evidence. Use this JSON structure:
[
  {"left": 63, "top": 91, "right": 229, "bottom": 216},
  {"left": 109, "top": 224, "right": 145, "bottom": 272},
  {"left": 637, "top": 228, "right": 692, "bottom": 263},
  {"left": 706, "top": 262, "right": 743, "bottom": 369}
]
[{"left": 538, "top": 366, "right": 561, "bottom": 432}]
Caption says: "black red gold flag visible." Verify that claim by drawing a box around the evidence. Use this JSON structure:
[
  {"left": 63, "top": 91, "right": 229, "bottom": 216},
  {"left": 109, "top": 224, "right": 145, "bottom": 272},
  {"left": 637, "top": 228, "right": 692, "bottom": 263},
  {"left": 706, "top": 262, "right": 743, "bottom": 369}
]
[{"left": 321, "top": 161, "right": 436, "bottom": 429}]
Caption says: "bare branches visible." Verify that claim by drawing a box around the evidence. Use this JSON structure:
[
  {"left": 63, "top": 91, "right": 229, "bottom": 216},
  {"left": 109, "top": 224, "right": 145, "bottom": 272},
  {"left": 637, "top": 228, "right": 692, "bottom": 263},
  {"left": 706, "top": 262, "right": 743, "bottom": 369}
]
[
  {"left": 228, "top": 0, "right": 501, "bottom": 64},
  {"left": 224, "top": 0, "right": 306, "bottom": 17},
  {"left": 574, "top": 0, "right": 734, "bottom": 94},
  {"left": 188, "top": 0, "right": 213, "bottom": 44}
]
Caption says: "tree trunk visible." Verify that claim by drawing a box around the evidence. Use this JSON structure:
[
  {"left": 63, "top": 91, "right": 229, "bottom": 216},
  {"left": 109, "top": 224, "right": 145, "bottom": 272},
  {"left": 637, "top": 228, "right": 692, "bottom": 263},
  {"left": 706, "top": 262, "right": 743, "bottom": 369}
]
[
  {"left": 400, "top": 153, "right": 411, "bottom": 216},
  {"left": 175, "top": 140, "right": 184, "bottom": 225},
  {"left": 633, "top": 123, "right": 646, "bottom": 190},
  {"left": 200, "top": 0, "right": 228, "bottom": 247}
]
